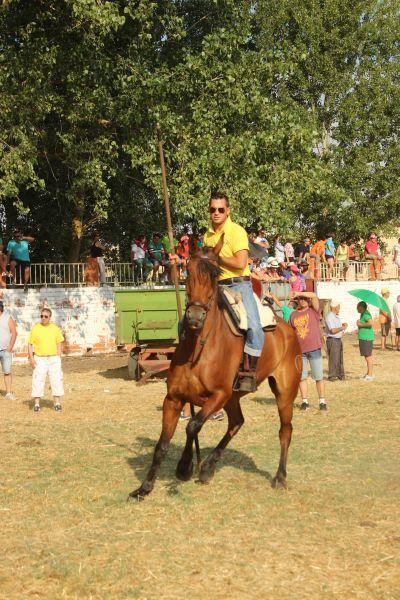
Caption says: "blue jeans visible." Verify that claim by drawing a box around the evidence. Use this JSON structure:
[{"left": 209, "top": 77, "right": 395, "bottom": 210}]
[
  {"left": 222, "top": 280, "right": 264, "bottom": 357},
  {"left": 301, "top": 349, "right": 323, "bottom": 381},
  {"left": 0, "top": 350, "right": 12, "bottom": 374}
]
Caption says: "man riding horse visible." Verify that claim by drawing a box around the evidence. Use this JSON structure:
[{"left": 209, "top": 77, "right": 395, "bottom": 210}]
[{"left": 204, "top": 192, "right": 264, "bottom": 392}]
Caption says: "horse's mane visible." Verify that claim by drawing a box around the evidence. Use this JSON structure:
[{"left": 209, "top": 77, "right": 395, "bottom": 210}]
[{"left": 193, "top": 255, "right": 221, "bottom": 282}]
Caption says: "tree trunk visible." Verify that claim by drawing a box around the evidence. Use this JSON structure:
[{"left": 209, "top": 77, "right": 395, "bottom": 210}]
[{"left": 68, "top": 197, "right": 84, "bottom": 262}]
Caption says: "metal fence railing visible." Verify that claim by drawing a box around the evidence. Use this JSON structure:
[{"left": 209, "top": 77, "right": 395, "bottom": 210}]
[
  {"left": 6, "top": 262, "right": 175, "bottom": 288},
  {"left": 4, "top": 260, "right": 399, "bottom": 288},
  {"left": 318, "top": 260, "right": 399, "bottom": 281}
]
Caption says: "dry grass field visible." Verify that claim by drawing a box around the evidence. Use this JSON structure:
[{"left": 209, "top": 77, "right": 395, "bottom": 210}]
[{"left": 1, "top": 336, "right": 399, "bottom": 600}]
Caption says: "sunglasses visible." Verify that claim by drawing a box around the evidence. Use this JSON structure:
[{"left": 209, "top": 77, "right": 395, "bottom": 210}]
[
  {"left": 209, "top": 207, "right": 226, "bottom": 214},
  {"left": 40, "top": 314, "right": 50, "bottom": 319}
]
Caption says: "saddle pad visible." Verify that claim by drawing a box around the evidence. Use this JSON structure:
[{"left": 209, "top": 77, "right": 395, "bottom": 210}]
[{"left": 221, "top": 287, "right": 277, "bottom": 331}]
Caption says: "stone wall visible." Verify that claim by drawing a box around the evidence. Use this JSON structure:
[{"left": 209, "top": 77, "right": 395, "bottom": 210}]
[
  {"left": 3, "top": 281, "right": 400, "bottom": 361},
  {"left": 2, "top": 287, "right": 116, "bottom": 360}
]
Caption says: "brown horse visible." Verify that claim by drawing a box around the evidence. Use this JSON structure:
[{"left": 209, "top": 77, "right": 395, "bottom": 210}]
[{"left": 128, "top": 239, "right": 302, "bottom": 500}]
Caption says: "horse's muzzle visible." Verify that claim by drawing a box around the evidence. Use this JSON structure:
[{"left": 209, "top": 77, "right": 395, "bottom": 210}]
[{"left": 185, "top": 305, "right": 207, "bottom": 330}]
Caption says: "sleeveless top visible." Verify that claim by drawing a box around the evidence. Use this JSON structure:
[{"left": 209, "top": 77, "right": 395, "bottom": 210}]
[
  {"left": 0, "top": 311, "right": 12, "bottom": 351},
  {"left": 336, "top": 245, "right": 349, "bottom": 261}
]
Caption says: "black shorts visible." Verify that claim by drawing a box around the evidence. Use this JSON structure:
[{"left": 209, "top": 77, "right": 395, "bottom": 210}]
[
  {"left": 12, "top": 259, "right": 30, "bottom": 269},
  {"left": 359, "top": 340, "right": 373, "bottom": 357},
  {"left": 396, "top": 328, "right": 400, "bottom": 336}
]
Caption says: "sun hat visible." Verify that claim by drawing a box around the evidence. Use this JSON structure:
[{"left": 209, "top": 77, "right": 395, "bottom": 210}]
[
  {"left": 330, "top": 299, "right": 340, "bottom": 308},
  {"left": 266, "top": 257, "right": 279, "bottom": 268},
  {"left": 381, "top": 287, "right": 390, "bottom": 295},
  {"left": 267, "top": 260, "right": 279, "bottom": 268}
]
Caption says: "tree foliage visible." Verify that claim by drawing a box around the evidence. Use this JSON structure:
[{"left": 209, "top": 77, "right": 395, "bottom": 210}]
[{"left": 0, "top": 0, "right": 399, "bottom": 260}]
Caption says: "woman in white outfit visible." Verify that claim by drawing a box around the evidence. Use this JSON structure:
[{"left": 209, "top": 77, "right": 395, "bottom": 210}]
[{"left": 28, "top": 308, "right": 64, "bottom": 412}]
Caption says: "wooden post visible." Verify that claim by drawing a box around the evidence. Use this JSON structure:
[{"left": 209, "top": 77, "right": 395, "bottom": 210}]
[
  {"left": 156, "top": 124, "right": 200, "bottom": 464},
  {"left": 156, "top": 124, "right": 183, "bottom": 320}
]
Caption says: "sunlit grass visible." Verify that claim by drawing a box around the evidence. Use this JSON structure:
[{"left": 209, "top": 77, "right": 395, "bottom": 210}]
[{"left": 0, "top": 339, "right": 399, "bottom": 599}]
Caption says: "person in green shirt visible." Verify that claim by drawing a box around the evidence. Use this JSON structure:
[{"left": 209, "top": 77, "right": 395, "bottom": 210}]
[
  {"left": 148, "top": 233, "right": 167, "bottom": 282},
  {"left": 356, "top": 301, "right": 375, "bottom": 381},
  {"left": 265, "top": 291, "right": 296, "bottom": 322}
]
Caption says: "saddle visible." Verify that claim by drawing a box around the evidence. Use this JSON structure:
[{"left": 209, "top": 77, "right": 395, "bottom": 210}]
[{"left": 219, "top": 286, "right": 277, "bottom": 337}]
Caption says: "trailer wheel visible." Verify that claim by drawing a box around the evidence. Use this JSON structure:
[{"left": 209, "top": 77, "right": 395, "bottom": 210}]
[{"left": 128, "top": 349, "right": 140, "bottom": 381}]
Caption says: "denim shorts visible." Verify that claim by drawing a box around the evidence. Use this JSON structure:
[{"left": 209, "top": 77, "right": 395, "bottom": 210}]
[
  {"left": 0, "top": 350, "right": 12, "bottom": 374},
  {"left": 301, "top": 349, "right": 323, "bottom": 381}
]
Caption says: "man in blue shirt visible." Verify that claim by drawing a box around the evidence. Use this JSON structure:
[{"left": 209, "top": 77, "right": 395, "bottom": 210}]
[
  {"left": 6, "top": 231, "right": 35, "bottom": 292},
  {"left": 325, "top": 234, "right": 336, "bottom": 280}
]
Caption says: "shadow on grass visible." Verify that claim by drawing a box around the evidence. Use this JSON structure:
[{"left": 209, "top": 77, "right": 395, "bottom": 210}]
[
  {"left": 126, "top": 436, "right": 273, "bottom": 496},
  {"left": 22, "top": 399, "right": 57, "bottom": 411},
  {"left": 251, "top": 395, "right": 276, "bottom": 406},
  {"left": 98, "top": 366, "right": 130, "bottom": 381},
  {"left": 98, "top": 366, "right": 167, "bottom": 384}
]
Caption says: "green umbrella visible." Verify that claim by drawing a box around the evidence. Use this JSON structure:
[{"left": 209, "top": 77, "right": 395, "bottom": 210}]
[{"left": 348, "top": 289, "right": 390, "bottom": 314}]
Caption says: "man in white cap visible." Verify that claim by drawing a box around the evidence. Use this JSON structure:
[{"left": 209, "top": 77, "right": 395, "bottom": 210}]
[{"left": 325, "top": 300, "right": 347, "bottom": 381}]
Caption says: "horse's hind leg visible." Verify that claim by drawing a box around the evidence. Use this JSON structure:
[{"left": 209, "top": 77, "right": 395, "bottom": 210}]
[
  {"left": 128, "top": 395, "right": 182, "bottom": 501},
  {"left": 198, "top": 394, "right": 244, "bottom": 484},
  {"left": 268, "top": 373, "right": 295, "bottom": 489}
]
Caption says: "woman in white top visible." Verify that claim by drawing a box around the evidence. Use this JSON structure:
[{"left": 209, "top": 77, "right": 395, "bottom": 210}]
[{"left": 0, "top": 300, "right": 17, "bottom": 399}]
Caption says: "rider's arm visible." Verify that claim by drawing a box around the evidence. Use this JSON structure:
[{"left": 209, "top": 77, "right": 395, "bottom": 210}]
[{"left": 218, "top": 249, "right": 248, "bottom": 271}]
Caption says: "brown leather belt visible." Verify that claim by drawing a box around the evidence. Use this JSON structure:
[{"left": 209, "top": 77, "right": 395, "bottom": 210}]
[{"left": 219, "top": 276, "right": 251, "bottom": 285}]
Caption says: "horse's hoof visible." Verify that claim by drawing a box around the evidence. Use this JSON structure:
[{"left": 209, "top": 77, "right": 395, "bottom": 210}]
[
  {"left": 271, "top": 476, "right": 287, "bottom": 490},
  {"left": 176, "top": 460, "right": 194, "bottom": 481},
  {"left": 198, "top": 463, "right": 215, "bottom": 484},
  {"left": 127, "top": 487, "right": 149, "bottom": 502}
]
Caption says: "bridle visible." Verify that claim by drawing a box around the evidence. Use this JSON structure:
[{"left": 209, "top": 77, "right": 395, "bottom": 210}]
[{"left": 185, "top": 295, "right": 214, "bottom": 316}]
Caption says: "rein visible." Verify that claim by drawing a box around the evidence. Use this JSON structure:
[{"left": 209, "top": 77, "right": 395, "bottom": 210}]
[{"left": 185, "top": 290, "right": 218, "bottom": 365}]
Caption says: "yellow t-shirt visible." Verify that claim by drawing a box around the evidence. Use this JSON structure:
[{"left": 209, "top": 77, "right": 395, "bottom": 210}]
[
  {"left": 28, "top": 323, "right": 64, "bottom": 356},
  {"left": 204, "top": 216, "right": 250, "bottom": 280}
]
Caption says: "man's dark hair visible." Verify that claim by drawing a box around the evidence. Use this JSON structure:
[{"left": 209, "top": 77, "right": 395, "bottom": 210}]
[
  {"left": 209, "top": 191, "right": 230, "bottom": 207},
  {"left": 357, "top": 301, "right": 367, "bottom": 310}
]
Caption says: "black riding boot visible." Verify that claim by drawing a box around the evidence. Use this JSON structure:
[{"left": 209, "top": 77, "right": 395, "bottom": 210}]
[{"left": 234, "top": 353, "right": 259, "bottom": 393}]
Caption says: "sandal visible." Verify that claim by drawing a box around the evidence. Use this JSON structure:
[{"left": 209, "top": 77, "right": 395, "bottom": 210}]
[
  {"left": 33, "top": 404, "right": 40, "bottom": 412},
  {"left": 210, "top": 410, "right": 225, "bottom": 421},
  {"left": 54, "top": 404, "right": 62, "bottom": 412}
]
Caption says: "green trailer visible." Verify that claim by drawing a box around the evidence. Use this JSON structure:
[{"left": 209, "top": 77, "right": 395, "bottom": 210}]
[{"left": 114, "top": 287, "right": 186, "bottom": 382}]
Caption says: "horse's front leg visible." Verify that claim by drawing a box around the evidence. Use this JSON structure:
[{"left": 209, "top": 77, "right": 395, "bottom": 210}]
[
  {"left": 198, "top": 393, "right": 244, "bottom": 484},
  {"left": 128, "top": 394, "right": 182, "bottom": 501},
  {"left": 176, "top": 392, "right": 227, "bottom": 481}
]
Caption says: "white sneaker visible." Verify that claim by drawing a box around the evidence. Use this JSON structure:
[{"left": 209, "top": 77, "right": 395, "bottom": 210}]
[
  {"left": 5, "top": 392, "right": 16, "bottom": 400},
  {"left": 361, "top": 375, "right": 374, "bottom": 381}
]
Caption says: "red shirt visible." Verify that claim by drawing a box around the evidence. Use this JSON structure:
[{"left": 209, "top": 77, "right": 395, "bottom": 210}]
[
  {"left": 178, "top": 235, "right": 189, "bottom": 259},
  {"left": 365, "top": 240, "right": 380, "bottom": 255},
  {"left": 289, "top": 307, "right": 322, "bottom": 353}
]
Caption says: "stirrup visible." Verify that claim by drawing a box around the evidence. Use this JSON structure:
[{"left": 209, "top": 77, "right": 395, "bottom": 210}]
[{"left": 233, "top": 371, "right": 258, "bottom": 393}]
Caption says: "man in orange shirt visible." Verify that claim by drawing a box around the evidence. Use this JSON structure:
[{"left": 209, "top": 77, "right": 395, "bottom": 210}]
[
  {"left": 365, "top": 233, "right": 383, "bottom": 280},
  {"left": 309, "top": 236, "right": 326, "bottom": 280}
]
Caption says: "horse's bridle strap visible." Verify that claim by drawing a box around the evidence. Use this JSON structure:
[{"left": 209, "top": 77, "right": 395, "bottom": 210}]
[{"left": 186, "top": 299, "right": 213, "bottom": 312}]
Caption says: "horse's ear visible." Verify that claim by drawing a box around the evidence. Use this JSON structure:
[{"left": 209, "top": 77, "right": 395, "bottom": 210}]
[
  {"left": 212, "top": 234, "right": 224, "bottom": 257},
  {"left": 189, "top": 234, "right": 200, "bottom": 257}
]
